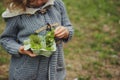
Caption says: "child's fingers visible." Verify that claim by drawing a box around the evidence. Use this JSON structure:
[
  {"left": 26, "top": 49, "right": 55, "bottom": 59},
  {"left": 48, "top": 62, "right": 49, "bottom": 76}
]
[
  {"left": 54, "top": 27, "right": 63, "bottom": 35},
  {"left": 55, "top": 31, "right": 65, "bottom": 38},
  {"left": 23, "top": 50, "right": 36, "bottom": 57},
  {"left": 19, "top": 46, "right": 25, "bottom": 53},
  {"left": 19, "top": 46, "right": 36, "bottom": 57},
  {"left": 54, "top": 26, "right": 69, "bottom": 38},
  {"left": 54, "top": 27, "right": 65, "bottom": 38}
]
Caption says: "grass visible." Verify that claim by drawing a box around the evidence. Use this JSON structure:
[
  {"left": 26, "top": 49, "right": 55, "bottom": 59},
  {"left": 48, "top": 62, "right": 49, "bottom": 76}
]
[
  {"left": 0, "top": 0, "right": 120, "bottom": 80},
  {"left": 63, "top": 0, "right": 120, "bottom": 80}
]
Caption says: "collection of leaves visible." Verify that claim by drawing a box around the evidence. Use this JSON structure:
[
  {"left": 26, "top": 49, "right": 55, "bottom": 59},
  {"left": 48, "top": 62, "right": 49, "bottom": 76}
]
[
  {"left": 23, "top": 26, "right": 56, "bottom": 56},
  {"left": 29, "top": 29, "right": 55, "bottom": 51}
]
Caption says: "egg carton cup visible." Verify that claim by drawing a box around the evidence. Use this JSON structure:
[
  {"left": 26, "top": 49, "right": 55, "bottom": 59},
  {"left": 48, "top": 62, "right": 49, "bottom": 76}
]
[{"left": 23, "top": 38, "right": 56, "bottom": 57}]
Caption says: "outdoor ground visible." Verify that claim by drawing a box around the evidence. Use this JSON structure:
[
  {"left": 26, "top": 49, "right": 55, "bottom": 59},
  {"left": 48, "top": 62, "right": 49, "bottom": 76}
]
[{"left": 0, "top": 0, "right": 120, "bottom": 80}]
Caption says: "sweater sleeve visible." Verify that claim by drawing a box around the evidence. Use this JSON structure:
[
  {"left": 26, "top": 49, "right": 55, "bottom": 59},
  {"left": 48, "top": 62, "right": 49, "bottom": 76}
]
[
  {"left": 0, "top": 16, "right": 22, "bottom": 57},
  {"left": 57, "top": 0, "right": 74, "bottom": 43}
]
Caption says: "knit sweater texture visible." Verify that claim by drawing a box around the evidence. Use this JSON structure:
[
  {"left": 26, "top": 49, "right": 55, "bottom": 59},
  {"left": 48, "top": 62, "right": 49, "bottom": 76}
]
[{"left": 0, "top": 0, "right": 74, "bottom": 80}]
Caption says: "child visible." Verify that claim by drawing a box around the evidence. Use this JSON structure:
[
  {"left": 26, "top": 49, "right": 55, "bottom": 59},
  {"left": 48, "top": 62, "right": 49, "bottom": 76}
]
[{"left": 0, "top": 0, "right": 74, "bottom": 80}]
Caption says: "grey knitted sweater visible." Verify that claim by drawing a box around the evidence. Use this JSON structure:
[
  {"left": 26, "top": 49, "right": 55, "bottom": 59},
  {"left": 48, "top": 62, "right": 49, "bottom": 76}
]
[{"left": 0, "top": 0, "right": 74, "bottom": 80}]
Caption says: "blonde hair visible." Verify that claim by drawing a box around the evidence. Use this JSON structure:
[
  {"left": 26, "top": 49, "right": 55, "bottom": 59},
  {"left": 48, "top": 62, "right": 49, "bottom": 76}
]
[{"left": 6, "top": 0, "right": 28, "bottom": 11}]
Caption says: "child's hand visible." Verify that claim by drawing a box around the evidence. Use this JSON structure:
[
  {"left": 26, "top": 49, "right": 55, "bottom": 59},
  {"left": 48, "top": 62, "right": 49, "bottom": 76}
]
[
  {"left": 54, "top": 26, "right": 69, "bottom": 39},
  {"left": 19, "top": 46, "right": 37, "bottom": 57}
]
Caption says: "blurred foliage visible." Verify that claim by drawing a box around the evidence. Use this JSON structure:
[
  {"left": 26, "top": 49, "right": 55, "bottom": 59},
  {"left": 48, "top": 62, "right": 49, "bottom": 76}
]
[
  {"left": 64, "top": 0, "right": 120, "bottom": 57},
  {"left": 0, "top": 1, "right": 5, "bottom": 21},
  {"left": 64, "top": 0, "right": 120, "bottom": 79}
]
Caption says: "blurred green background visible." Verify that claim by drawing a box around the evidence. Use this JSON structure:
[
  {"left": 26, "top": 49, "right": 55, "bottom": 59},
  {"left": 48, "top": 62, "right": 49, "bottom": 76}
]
[{"left": 0, "top": 0, "right": 120, "bottom": 80}]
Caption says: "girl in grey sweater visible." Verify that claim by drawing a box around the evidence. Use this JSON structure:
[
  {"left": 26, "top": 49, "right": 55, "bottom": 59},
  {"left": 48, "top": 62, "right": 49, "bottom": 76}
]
[{"left": 0, "top": 0, "right": 74, "bottom": 80}]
